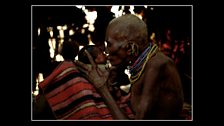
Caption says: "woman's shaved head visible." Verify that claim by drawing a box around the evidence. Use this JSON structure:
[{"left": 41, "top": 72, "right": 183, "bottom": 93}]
[{"left": 106, "top": 14, "right": 149, "bottom": 49}]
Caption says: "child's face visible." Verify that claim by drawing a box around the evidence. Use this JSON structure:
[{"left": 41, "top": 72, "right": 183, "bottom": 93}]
[{"left": 94, "top": 47, "right": 107, "bottom": 64}]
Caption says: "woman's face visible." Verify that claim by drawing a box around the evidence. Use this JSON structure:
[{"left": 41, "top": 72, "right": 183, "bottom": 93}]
[{"left": 105, "top": 33, "right": 129, "bottom": 67}]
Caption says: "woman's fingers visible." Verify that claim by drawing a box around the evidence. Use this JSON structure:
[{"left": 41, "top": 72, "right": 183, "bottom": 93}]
[
  {"left": 96, "top": 67, "right": 103, "bottom": 76},
  {"left": 76, "top": 66, "right": 88, "bottom": 75},
  {"left": 74, "top": 60, "right": 89, "bottom": 71},
  {"left": 84, "top": 50, "right": 97, "bottom": 69}
]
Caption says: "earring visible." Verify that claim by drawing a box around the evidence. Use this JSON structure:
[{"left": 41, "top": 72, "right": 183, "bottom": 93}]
[
  {"left": 131, "top": 43, "right": 138, "bottom": 56},
  {"left": 131, "top": 43, "right": 135, "bottom": 55}
]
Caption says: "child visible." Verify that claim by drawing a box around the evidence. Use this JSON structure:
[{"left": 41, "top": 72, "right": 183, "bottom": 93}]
[
  {"left": 78, "top": 45, "right": 131, "bottom": 103},
  {"left": 78, "top": 45, "right": 135, "bottom": 119},
  {"left": 78, "top": 45, "right": 107, "bottom": 64}
]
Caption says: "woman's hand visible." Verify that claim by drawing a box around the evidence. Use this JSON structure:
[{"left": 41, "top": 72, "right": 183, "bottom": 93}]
[
  {"left": 75, "top": 50, "right": 128, "bottom": 119},
  {"left": 74, "top": 50, "right": 109, "bottom": 89}
]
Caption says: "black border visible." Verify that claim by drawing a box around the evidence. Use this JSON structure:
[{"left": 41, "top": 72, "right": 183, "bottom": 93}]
[{"left": 23, "top": 0, "right": 200, "bottom": 125}]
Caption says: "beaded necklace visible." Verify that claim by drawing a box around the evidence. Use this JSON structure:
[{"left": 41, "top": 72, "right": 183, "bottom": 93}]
[{"left": 128, "top": 43, "right": 158, "bottom": 84}]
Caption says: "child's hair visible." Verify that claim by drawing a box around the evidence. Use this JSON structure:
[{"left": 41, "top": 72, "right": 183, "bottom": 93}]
[
  {"left": 61, "top": 40, "right": 79, "bottom": 61},
  {"left": 78, "top": 45, "right": 99, "bottom": 64}
]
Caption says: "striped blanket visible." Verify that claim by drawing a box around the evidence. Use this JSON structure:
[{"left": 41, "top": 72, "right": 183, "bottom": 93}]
[{"left": 38, "top": 61, "right": 134, "bottom": 120}]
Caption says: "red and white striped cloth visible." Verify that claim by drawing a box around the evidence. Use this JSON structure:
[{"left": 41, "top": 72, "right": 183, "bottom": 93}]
[{"left": 38, "top": 61, "right": 134, "bottom": 120}]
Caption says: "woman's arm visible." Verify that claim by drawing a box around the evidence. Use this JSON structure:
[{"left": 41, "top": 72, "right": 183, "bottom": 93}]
[
  {"left": 74, "top": 50, "right": 128, "bottom": 119},
  {"left": 97, "top": 85, "right": 128, "bottom": 119}
]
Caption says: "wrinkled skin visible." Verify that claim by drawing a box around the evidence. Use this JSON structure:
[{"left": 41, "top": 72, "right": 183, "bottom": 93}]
[
  {"left": 75, "top": 14, "right": 184, "bottom": 119},
  {"left": 130, "top": 52, "right": 184, "bottom": 119}
]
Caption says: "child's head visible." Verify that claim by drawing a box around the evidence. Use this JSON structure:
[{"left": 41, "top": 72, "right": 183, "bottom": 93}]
[
  {"left": 78, "top": 45, "right": 107, "bottom": 64},
  {"left": 61, "top": 40, "right": 79, "bottom": 61}
]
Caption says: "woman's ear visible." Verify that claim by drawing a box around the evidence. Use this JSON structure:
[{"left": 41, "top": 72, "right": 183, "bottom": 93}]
[
  {"left": 125, "top": 42, "right": 139, "bottom": 56},
  {"left": 125, "top": 43, "right": 133, "bottom": 55}
]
